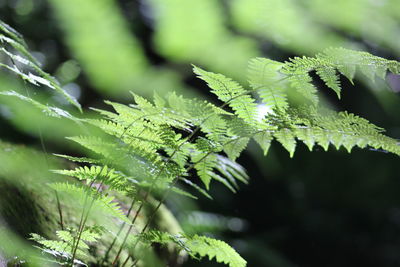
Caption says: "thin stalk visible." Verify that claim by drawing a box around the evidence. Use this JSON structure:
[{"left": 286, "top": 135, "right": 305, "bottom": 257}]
[
  {"left": 69, "top": 180, "right": 96, "bottom": 266},
  {"left": 20, "top": 78, "right": 67, "bottom": 234},
  {"left": 55, "top": 191, "right": 64, "bottom": 230},
  {"left": 69, "top": 167, "right": 108, "bottom": 266},
  {"left": 99, "top": 126, "right": 150, "bottom": 264},
  {"left": 131, "top": 259, "right": 139, "bottom": 267},
  {"left": 100, "top": 196, "right": 137, "bottom": 265}
]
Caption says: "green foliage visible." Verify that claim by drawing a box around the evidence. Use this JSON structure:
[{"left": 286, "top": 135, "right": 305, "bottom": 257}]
[
  {"left": 30, "top": 227, "right": 101, "bottom": 264},
  {"left": 42, "top": 47, "right": 398, "bottom": 265},
  {"left": 247, "top": 47, "right": 400, "bottom": 109},
  {"left": 0, "top": 21, "right": 81, "bottom": 111},
  {"left": 184, "top": 235, "right": 246, "bottom": 267},
  {"left": 144, "top": 231, "right": 246, "bottom": 267},
  {"left": 0, "top": 90, "right": 76, "bottom": 120},
  {"left": 248, "top": 58, "right": 288, "bottom": 111},
  {"left": 1, "top": 19, "right": 400, "bottom": 267},
  {"left": 50, "top": 182, "right": 131, "bottom": 224},
  {"left": 281, "top": 48, "right": 400, "bottom": 100},
  {"left": 52, "top": 165, "right": 132, "bottom": 193},
  {"left": 193, "top": 66, "right": 258, "bottom": 125}
]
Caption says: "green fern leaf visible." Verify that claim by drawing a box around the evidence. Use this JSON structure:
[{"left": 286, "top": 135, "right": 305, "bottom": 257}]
[
  {"left": 215, "top": 155, "right": 249, "bottom": 186},
  {"left": 316, "top": 68, "right": 341, "bottom": 98},
  {"left": 273, "top": 129, "right": 297, "bottom": 157},
  {"left": 277, "top": 47, "right": 400, "bottom": 102},
  {"left": 52, "top": 165, "right": 131, "bottom": 192},
  {"left": 49, "top": 182, "right": 131, "bottom": 224},
  {"left": 248, "top": 57, "right": 288, "bottom": 111},
  {"left": 143, "top": 231, "right": 246, "bottom": 267},
  {"left": 0, "top": 91, "right": 77, "bottom": 121},
  {"left": 293, "top": 128, "right": 316, "bottom": 151},
  {"left": 192, "top": 152, "right": 218, "bottom": 189},
  {"left": 184, "top": 235, "right": 246, "bottom": 267},
  {"left": 223, "top": 137, "right": 250, "bottom": 161},
  {"left": 193, "top": 65, "right": 258, "bottom": 125},
  {"left": 208, "top": 172, "right": 237, "bottom": 193},
  {"left": 252, "top": 131, "right": 273, "bottom": 155},
  {"left": 53, "top": 154, "right": 101, "bottom": 164},
  {"left": 181, "top": 178, "right": 213, "bottom": 200},
  {"left": 0, "top": 24, "right": 81, "bottom": 111}
]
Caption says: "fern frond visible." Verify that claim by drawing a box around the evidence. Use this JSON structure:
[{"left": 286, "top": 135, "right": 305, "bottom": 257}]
[
  {"left": 0, "top": 23, "right": 81, "bottom": 111},
  {"left": 195, "top": 137, "right": 223, "bottom": 153},
  {"left": 86, "top": 119, "right": 164, "bottom": 163},
  {"left": 144, "top": 231, "right": 246, "bottom": 267},
  {"left": 282, "top": 56, "right": 320, "bottom": 104},
  {"left": 223, "top": 137, "right": 250, "bottom": 161},
  {"left": 208, "top": 172, "right": 237, "bottom": 193},
  {"left": 192, "top": 152, "right": 218, "bottom": 190},
  {"left": 53, "top": 154, "right": 101, "bottom": 164},
  {"left": 323, "top": 47, "right": 400, "bottom": 81},
  {"left": 66, "top": 136, "right": 130, "bottom": 165},
  {"left": 0, "top": 91, "right": 77, "bottom": 121},
  {"left": 80, "top": 227, "right": 102, "bottom": 243},
  {"left": 167, "top": 92, "right": 230, "bottom": 142},
  {"left": 49, "top": 182, "right": 131, "bottom": 224},
  {"left": 170, "top": 185, "right": 199, "bottom": 199},
  {"left": 248, "top": 57, "right": 288, "bottom": 111},
  {"left": 273, "top": 129, "right": 297, "bottom": 157},
  {"left": 245, "top": 48, "right": 400, "bottom": 108},
  {"left": 184, "top": 235, "right": 246, "bottom": 267},
  {"left": 215, "top": 155, "right": 249, "bottom": 186},
  {"left": 52, "top": 165, "right": 131, "bottom": 192},
  {"left": 225, "top": 117, "right": 257, "bottom": 138},
  {"left": 191, "top": 148, "right": 249, "bottom": 192},
  {"left": 180, "top": 178, "right": 213, "bottom": 200},
  {"left": 193, "top": 65, "right": 258, "bottom": 125},
  {"left": 123, "top": 93, "right": 191, "bottom": 129},
  {"left": 254, "top": 107, "right": 400, "bottom": 156},
  {"left": 166, "top": 142, "right": 194, "bottom": 168},
  {"left": 281, "top": 47, "right": 400, "bottom": 100},
  {"left": 252, "top": 131, "right": 273, "bottom": 156},
  {"left": 0, "top": 21, "right": 28, "bottom": 48},
  {"left": 30, "top": 233, "right": 74, "bottom": 257},
  {"left": 30, "top": 227, "right": 101, "bottom": 262}
]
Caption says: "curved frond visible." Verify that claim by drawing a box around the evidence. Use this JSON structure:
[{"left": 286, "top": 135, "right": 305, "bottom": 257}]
[
  {"left": 0, "top": 24, "right": 81, "bottom": 111},
  {"left": 143, "top": 231, "right": 246, "bottom": 267}
]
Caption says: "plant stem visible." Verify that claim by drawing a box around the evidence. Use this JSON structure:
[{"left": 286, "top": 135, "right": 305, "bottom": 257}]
[
  {"left": 55, "top": 191, "right": 64, "bottom": 230},
  {"left": 69, "top": 170, "right": 107, "bottom": 266},
  {"left": 100, "top": 196, "right": 137, "bottom": 265}
]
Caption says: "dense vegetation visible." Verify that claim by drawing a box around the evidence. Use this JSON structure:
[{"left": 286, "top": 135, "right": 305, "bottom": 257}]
[{"left": 0, "top": 1, "right": 400, "bottom": 266}]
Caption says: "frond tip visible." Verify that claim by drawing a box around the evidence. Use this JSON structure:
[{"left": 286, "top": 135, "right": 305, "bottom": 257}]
[
  {"left": 0, "top": 23, "right": 82, "bottom": 111},
  {"left": 247, "top": 47, "right": 400, "bottom": 108},
  {"left": 144, "top": 231, "right": 246, "bottom": 267}
]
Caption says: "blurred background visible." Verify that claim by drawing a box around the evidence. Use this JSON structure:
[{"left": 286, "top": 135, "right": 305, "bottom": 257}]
[{"left": 0, "top": 0, "right": 400, "bottom": 266}]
